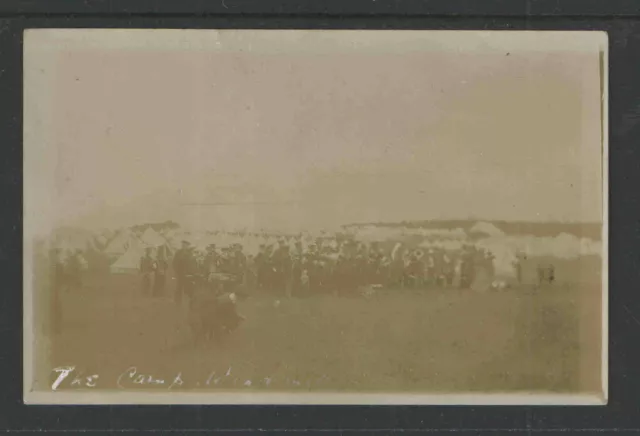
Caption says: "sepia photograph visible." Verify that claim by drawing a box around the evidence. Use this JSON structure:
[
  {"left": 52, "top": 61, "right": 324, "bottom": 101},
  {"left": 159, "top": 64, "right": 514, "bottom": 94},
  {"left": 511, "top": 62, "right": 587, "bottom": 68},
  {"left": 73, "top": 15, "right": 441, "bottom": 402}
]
[{"left": 23, "top": 29, "right": 607, "bottom": 405}]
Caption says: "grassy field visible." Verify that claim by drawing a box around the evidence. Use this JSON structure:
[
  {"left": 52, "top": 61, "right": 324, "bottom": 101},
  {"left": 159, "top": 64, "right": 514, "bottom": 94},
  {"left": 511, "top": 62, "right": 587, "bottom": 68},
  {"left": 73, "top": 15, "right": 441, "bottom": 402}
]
[{"left": 32, "top": 257, "right": 603, "bottom": 395}]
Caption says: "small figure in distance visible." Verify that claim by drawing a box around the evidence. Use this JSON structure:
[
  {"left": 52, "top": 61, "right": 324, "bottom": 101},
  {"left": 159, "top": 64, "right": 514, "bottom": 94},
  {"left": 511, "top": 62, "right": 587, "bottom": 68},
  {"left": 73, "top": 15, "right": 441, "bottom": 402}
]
[{"left": 547, "top": 263, "right": 555, "bottom": 286}]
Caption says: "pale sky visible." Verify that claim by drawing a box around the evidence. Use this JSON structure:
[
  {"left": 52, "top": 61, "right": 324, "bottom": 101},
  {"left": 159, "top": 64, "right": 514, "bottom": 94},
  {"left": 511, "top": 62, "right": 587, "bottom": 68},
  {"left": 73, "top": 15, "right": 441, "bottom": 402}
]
[{"left": 26, "top": 30, "right": 605, "bottom": 232}]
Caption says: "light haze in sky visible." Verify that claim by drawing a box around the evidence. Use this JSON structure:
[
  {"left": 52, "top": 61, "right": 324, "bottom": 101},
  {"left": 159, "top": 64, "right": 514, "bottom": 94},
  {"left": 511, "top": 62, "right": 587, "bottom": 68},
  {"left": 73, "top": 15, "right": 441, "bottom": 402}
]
[{"left": 35, "top": 31, "right": 603, "bottom": 231}]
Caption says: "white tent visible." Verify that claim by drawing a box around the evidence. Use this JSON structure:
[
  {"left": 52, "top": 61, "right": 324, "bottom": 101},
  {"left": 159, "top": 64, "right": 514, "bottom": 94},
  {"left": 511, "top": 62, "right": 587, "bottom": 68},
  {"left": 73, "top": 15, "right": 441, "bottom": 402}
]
[
  {"left": 163, "top": 228, "right": 177, "bottom": 240},
  {"left": 94, "top": 234, "right": 108, "bottom": 248},
  {"left": 469, "top": 221, "right": 505, "bottom": 238},
  {"left": 110, "top": 238, "right": 145, "bottom": 274},
  {"left": 580, "top": 237, "right": 602, "bottom": 256},
  {"left": 139, "top": 227, "right": 167, "bottom": 247},
  {"left": 476, "top": 233, "right": 602, "bottom": 263},
  {"left": 475, "top": 237, "right": 518, "bottom": 280},
  {"left": 104, "top": 229, "right": 137, "bottom": 257},
  {"left": 98, "top": 228, "right": 114, "bottom": 241}
]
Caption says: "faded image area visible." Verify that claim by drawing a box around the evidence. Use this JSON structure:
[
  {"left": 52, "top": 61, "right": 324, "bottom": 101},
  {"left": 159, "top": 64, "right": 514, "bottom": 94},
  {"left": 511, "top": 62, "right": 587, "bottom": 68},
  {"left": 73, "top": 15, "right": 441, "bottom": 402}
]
[{"left": 24, "top": 30, "right": 607, "bottom": 404}]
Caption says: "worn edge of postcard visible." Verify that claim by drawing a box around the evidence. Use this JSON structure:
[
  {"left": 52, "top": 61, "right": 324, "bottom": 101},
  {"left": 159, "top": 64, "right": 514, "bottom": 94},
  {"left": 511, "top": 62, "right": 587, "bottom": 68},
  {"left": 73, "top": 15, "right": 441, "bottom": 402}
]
[
  {"left": 601, "top": 31, "right": 609, "bottom": 405},
  {"left": 22, "top": 29, "right": 609, "bottom": 405}
]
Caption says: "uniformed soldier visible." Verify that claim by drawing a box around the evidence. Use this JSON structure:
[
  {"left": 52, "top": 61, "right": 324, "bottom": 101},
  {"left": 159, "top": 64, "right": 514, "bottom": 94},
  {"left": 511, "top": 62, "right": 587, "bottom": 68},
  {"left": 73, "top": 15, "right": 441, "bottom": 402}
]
[
  {"left": 140, "top": 247, "right": 155, "bottom": 296},
  {"left": 272, "top": 240, "right": 289, "bottom": 293},
  {"left": 172, "top": 241, "right": 191, "bottom": 304},
  {"left": 153, "top": 246, "right": 169, "bottom": 297},
  {"left": 513, "top": 252, "right": 524, "bottom": 285},
  {"left": 232, "top": 243, "right": 247, "bottom": 284},
  {"left": 547, "top": 264, "right": 555, "bottom": 285},
  {"left": 254, "top": 244, "right": 267, "bottom": 290},
  {"left": 203, "top": 244, "right": 218, "bottom": 276},
  {"left": 459, "top": 245, "right": 473, "bottom": 289},
  {"left": 442, "top": 252, "right": 454, "bottom": 288}
]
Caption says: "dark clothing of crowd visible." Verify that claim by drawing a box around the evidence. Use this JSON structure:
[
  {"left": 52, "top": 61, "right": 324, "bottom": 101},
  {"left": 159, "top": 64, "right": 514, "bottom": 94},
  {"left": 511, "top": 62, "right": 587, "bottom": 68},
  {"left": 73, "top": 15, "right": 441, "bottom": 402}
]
[{"left": 154, "top": 241, "right": 507, "bottom": 298}]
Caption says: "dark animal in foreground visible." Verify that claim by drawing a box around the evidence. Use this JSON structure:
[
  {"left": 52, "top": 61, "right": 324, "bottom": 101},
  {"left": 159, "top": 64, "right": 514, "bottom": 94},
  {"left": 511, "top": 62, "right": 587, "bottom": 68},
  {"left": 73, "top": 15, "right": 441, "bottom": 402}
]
[{"left": 188, "top": 290, "right": 246, "bottom": 345}]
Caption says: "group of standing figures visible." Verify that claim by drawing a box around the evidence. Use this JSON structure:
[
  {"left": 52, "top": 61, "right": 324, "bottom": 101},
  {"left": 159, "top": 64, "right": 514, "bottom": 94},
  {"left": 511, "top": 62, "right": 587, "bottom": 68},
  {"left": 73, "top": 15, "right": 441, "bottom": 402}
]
[
  {"left": 139, "top": 241, "right": 249, "bottom": 305},
  {"left": 250, "top": 241, "right": 502, "bottom": 295},
  {"left": 46, "top": 237, "right": 555, "bottom": 334},
  {"left": 140, "top": 239, "right": 526, "bottom": 302}
]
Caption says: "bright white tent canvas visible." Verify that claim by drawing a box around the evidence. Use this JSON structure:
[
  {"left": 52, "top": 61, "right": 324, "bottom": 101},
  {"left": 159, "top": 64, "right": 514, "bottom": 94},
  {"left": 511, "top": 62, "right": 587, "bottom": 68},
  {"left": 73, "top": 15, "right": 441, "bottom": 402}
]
[
  {"left": 475, "top": 237, "right": 518, "bottom": 280},
  {"left": 94, "top": 234, "right": 108, "bottom": 247},
  {"left": 475, "top": 233, "right": 602, "bottom": 263},
  {"left": 139, "top": 227, "right": 166, "bottom": 247},
  {"left": 104, "top": 229, "right": 136, "bottom": 256},
  {"left": 110, "top": 238, "right": 144, "bottom": 274},
  {"left": 469, "top": 221, "right": 505, "bottom": 238}
]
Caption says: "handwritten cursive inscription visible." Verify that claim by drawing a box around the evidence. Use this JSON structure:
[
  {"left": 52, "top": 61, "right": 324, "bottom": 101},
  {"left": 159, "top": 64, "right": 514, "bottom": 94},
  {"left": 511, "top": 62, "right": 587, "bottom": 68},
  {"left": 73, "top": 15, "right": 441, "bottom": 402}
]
[
  {"left": 51, "top": 366, "right": 99, "bottom": 391},
  {"left": 117, "top": 366, "right": 167, "bottom": 388},
  {"left": 52, "top": 365, "right": 331, "bottom": 391}
]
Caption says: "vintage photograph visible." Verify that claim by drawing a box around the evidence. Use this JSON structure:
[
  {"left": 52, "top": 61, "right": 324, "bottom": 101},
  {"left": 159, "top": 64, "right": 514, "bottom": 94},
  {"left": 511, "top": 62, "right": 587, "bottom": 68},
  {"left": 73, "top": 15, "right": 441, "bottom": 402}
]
[{"left": 23, "top": 29, "right": 607, "bottom": 404}]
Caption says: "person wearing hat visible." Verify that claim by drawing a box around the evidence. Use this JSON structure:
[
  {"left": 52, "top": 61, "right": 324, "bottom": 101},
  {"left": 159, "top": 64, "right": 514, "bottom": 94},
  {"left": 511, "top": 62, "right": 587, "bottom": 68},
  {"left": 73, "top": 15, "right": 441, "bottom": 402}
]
[
  {"left": 255, "top": 244, "right": 267, "bottom": 290},
  {"left": 290, "top": 241, "right": 303, "bottom": 296},
  {"left": 485, "top": 250, "right": 496, "bottom": 279},
  {"left": 406, "top": 253, "right": 422, "bottom": 289},
  {"left": 184, "top": 244, "right": 200, "bottom": 298},
  {"left": 546, "top": 263, "right": 555, "bottom": 286},
  {"left": 140, "top": 247, "right": 155, "bottom": 296},
  {"left": 245, "top": 252, "right": 257, "bottom": 290},
  {"left": 153, "top": 246, "right": 169, "bottom": 297},
  {"left": 272, "top": 240, "right": 291, "bottom": 296},
  {"left": 280, "top": 245, "right": 293, "bottom": 297},
  {"left": 172, "top": 241, "right": 191, "bottom": 304},
  {"left": 424, "top": 249, "right": 436, "bottom": 287},
  {"left": 353, "top": 251, "right": 367, "bottom": 289},
  {"left": 217, "top": 247, "right": 231, "bottom": 274},
  {"left": 203, "top": 243, "right": 219, "bottom": 278},
  {"left": 442, "top": 251, "right": 454, "bottom": 288},
  {"left": 232, "top": 243, "right": 247, "bottom": 285},
  {"left": 333, "top": 253, "right": 349, "bottom": 295},
  {"left": 459, "top": 246, "right": 474, "bottom": 290},
  {"left": 264, "top": 244, "right": 276, "bottom": 291},
  {"left": 379, "top": 254, "right": 392, "bottom": 287},
  {"left": 513, "top": 252, "right": 524, "bottom": 286}
]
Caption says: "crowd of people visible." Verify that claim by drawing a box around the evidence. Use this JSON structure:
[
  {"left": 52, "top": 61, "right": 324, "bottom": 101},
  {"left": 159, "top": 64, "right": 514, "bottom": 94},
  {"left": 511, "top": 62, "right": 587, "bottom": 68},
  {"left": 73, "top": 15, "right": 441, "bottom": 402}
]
[
  {"left": 44, "top": 232, "right": 559, "bottom": 334},
  {"left": 46, "top": 233, "right": 561, "bottom": 307},
  {"left": 137, "top": 237, "right": 524, "bottom": 304}
]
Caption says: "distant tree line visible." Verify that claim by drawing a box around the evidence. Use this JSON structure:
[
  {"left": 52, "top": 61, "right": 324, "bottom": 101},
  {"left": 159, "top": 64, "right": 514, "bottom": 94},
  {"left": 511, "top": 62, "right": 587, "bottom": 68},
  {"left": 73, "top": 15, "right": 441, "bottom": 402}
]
[{"left": 130, "top": 220, "right": 180, "bottom": 234}]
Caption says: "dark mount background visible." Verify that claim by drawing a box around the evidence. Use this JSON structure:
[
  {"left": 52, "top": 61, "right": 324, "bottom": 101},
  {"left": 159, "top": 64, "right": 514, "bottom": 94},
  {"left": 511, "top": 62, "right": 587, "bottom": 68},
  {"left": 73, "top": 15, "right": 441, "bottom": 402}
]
[{"left": 0, "top": 2, "right": 637, "bottom": 435}]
